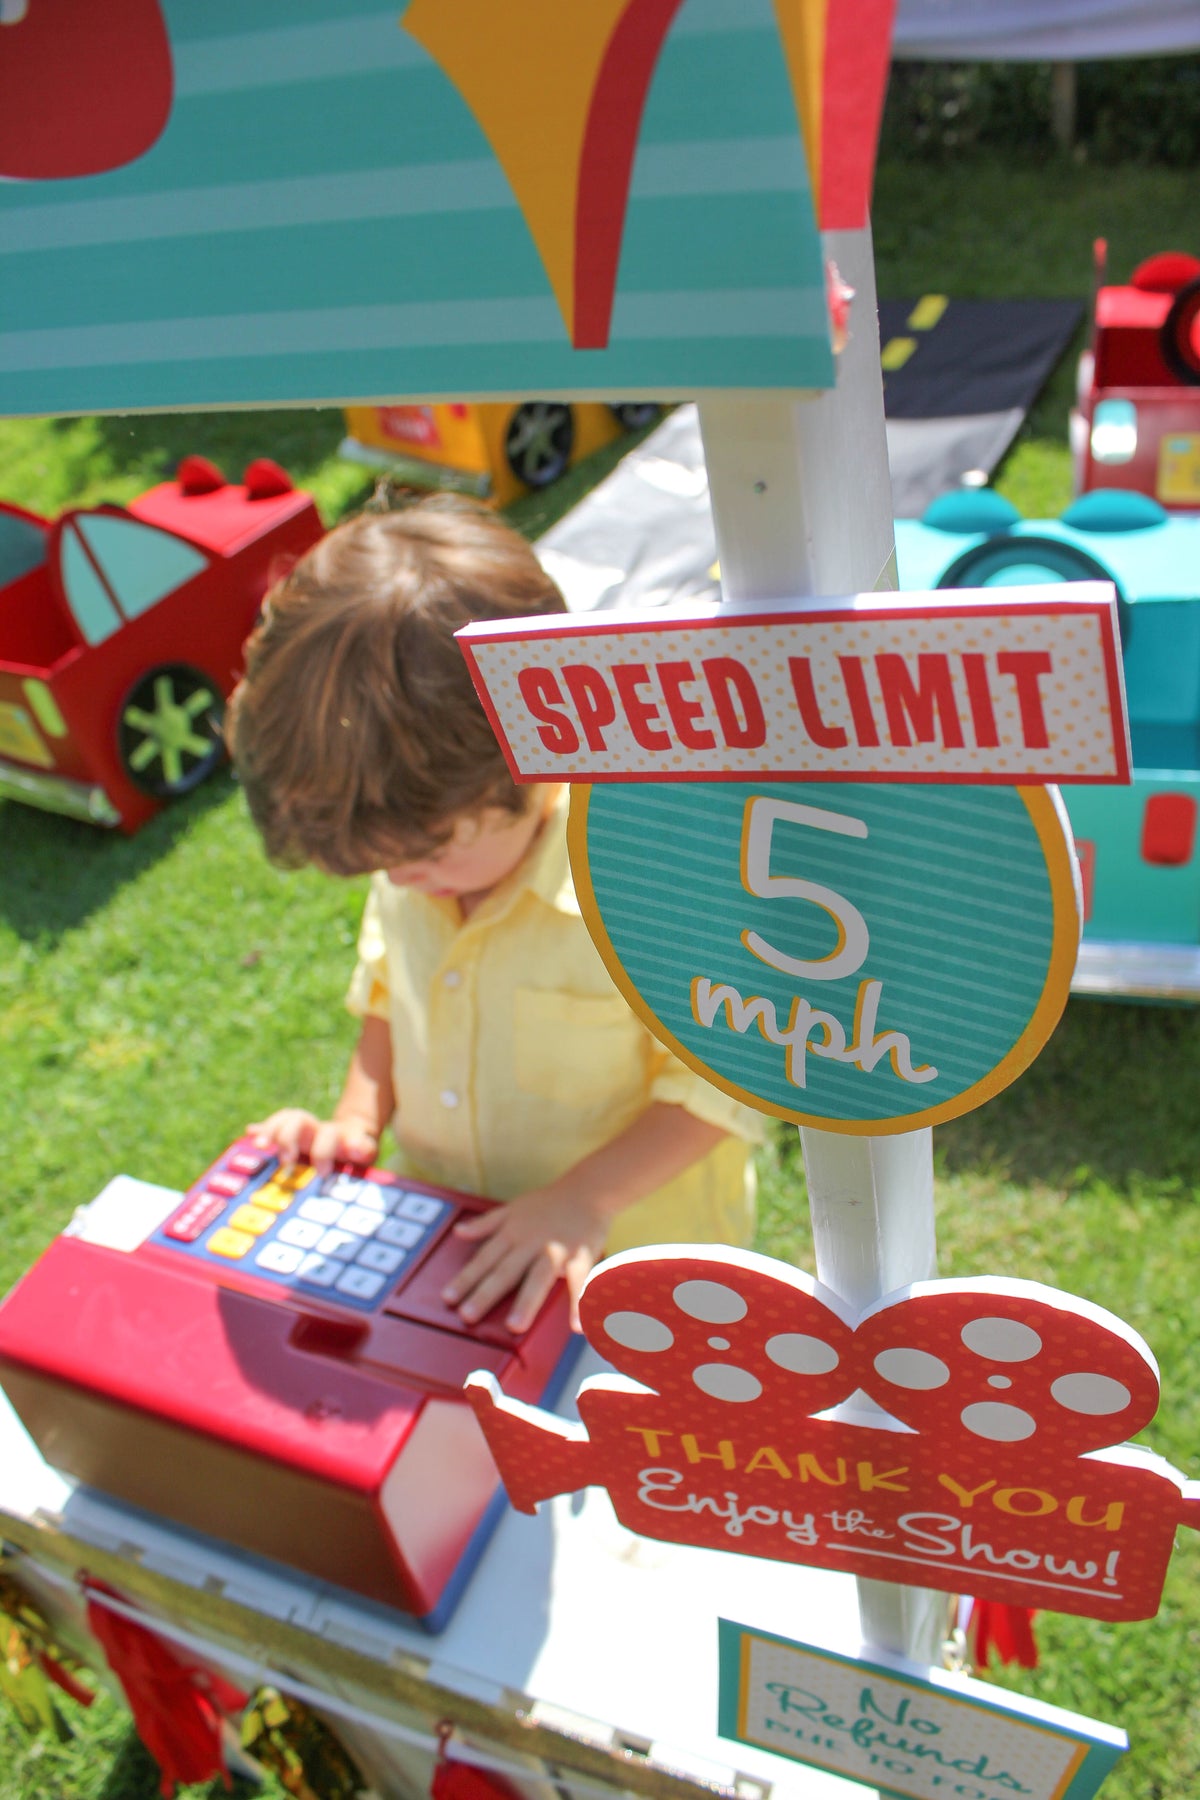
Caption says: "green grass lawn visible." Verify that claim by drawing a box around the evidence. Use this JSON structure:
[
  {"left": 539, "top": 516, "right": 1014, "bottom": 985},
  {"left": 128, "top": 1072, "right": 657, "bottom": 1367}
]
[
  {"left": 874, "top": 156, "right": 1200, "bottom": 519},
  {"left": 3, "top": 150, "right": 1200, "bottom": 1799}
]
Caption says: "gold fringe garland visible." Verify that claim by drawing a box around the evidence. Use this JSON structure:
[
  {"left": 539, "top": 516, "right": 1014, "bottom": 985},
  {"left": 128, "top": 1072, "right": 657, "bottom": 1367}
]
[
  {"left": 241, "top": 1685, "right": 368, "bottom": 1800},
  {"left": 0, "top": 1562, "right": 95, "bottom": 1742}
]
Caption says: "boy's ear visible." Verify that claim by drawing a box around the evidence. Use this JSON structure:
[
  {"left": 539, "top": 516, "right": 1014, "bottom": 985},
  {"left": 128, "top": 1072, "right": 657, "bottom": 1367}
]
[{"left": 537, "top": 782, "right": 566, "bottom": 820}]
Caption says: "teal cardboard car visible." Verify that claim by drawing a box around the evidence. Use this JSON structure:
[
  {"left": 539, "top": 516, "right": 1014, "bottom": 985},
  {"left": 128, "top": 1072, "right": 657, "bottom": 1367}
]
[{"left": 895, "top": 487, "right": 1200, "bottom": 1001}]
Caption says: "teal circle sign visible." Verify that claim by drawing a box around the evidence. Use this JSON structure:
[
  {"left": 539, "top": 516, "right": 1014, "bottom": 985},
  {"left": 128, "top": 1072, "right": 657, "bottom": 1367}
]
[{"left": 570, "top": 779, "right": 1079, "bottom": 1134}]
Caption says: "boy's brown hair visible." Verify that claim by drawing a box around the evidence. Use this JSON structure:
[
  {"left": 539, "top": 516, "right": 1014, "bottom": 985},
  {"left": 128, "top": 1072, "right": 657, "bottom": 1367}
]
[{"left": 228, "top": 495, "right": 566, "bottom": 874}]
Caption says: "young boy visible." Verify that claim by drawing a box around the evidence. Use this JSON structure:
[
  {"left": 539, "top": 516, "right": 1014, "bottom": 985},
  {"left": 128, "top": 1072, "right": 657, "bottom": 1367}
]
[{"left": 229, "top": 497, "right": 762, "bottom": 1335}]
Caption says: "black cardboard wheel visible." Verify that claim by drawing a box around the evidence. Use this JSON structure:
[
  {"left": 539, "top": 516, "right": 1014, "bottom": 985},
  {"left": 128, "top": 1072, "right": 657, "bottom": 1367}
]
[
  {"left": 938, "top": 533, "right": 1132, "bottom": 647},
  {"left": 118, "top": 663, "right": 225, "bottom": 798},
  {"left": 609, "top": 402, "right": 661, "bottom": 430},
  {"left": 503, "top": 403, "right": 574, "bottom": 488},
  {"left": 1161, "top": 277, "right": 1200, "bottom": 386}
]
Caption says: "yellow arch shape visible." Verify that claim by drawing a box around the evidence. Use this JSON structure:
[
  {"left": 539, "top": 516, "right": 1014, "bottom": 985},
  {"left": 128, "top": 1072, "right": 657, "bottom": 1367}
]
[{"left": 403, "top": 0, "right": 686, "bottom": 349}]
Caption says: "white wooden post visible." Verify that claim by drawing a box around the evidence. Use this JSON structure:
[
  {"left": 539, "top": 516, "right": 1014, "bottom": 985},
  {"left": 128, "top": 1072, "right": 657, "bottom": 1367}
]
[
  {"left": 697, "top": 226, "right": 945, "bottom": 1668},
  {"left": 1051, "top": 62, "right": 1077, "bottom": 152}
]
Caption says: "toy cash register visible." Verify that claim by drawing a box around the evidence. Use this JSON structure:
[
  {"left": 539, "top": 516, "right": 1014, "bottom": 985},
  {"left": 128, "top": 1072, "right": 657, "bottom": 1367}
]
[{"left": 0, "top": 1140, "right": 578, "bottom": 1629}]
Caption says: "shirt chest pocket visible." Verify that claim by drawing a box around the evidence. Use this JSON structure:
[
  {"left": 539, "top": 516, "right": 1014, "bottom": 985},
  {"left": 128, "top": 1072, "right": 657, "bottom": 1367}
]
[{"left": 514, "top": 988, "right": 646, "bottom": 1107}]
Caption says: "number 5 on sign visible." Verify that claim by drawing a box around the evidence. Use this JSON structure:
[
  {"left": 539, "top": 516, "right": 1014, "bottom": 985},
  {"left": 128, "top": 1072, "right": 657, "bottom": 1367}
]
[
  {"left": 570, "top": 778, "right": 1080, "bottom": 1133},
  {"left": 741, "top": 797, "right": 870, "bottom": 982}
]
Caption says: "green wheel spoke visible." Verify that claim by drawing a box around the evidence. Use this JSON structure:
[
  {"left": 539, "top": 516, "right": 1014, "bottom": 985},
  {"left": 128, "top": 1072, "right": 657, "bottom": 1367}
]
[
  {"left": 121, "top": 666, "right": 223, "bottom": 796},
  {"left": 128, "top": 737, "right": 161, "bottom": 772}
]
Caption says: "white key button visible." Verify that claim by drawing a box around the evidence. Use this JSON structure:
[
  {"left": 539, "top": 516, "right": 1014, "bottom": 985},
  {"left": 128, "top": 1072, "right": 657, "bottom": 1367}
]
[
  {"left": 378, "top": 1217, "right": 423, "bottom": 1248},
  {"left": 339, "top": 1205, "right": 383, "bottom": 1238},
  {"left": 297, "top": 1254, "right": 340, "bottom": 1288},
  {"left": 335, "top": 1266, "right": 386, "bottom": 1300},
  {"left": 352, "top": 1185, "right": 389, "bottom": 1212},
  {"left": 298, "top": 1197, "right": 344, "bottom": 1226},
  {"left": 276, "top": 1218, "right": 325, "bottom": 1250},
  {"left": 397, "top": 1193, "right": 443, "bottom": 1224},
  {"left": 325, "top": 1174, "right": 367, "bottom": 1202},
  {"left": 439, "top": 1089, "right": 459, "bottom": 1109},
  {"left": 255, "top": 1241, "right": 305, "bottom": 1274},
  {"left": 357, "top": 1242, "right": 405, "bottom": 1275},
  {"left": 318, "top": 1228, "right": 360, "bottom": 1261}
]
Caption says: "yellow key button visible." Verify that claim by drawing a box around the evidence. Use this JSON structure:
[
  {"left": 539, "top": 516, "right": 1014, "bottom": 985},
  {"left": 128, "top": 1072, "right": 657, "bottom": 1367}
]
[
  {"left": 207, "top": 1227, "right": 254, "bottom": 1259},
  {"left": 276, "top": 1165, "right": 313, "bottom": 1191},
  {"left": 252, "top": 1184, "right": 292, "bottom": 1213},
  {"left": 229, "top": 1204, "right": 275, "bottom": 1236}
]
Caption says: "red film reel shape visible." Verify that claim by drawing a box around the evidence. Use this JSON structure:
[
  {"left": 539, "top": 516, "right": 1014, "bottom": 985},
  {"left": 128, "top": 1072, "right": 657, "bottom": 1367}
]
[
  {"left": 578, "top": 1247, "right": 857, "bottom": 1424},
  {"left": 855, "top": 1278, "right": 1160, "bottom": 1456}
]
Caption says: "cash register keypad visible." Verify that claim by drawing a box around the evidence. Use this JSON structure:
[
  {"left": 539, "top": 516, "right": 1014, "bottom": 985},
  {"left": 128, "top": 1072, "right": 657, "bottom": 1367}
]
[{"left": 152, "top": 1149, "right": 452, "bottom": 1312}]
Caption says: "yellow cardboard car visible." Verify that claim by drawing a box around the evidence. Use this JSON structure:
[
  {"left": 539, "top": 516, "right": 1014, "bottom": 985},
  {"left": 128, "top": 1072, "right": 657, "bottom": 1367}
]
[{"left": 341, "top": 401, "right": 659, "bottom": 506}]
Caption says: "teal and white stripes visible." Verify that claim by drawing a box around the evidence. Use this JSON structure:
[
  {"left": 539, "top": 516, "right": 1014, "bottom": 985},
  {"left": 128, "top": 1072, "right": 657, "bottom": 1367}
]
[
  {"left": 0, "top": 0, "right": 832, "bottom": 414},
  {"left": 584, "top": 781, "right": 1061, "bottom": 1128}
]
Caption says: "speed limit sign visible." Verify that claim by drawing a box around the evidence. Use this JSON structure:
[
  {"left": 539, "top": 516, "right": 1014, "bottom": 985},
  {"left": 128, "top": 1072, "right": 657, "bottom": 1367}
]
[{"left": 569, "top": 777, "right": 1080, "bottom": 1134}]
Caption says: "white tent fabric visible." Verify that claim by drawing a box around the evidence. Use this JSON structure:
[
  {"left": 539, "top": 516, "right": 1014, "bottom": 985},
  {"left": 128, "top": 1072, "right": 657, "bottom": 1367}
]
[
  {"left": 893, "top": 0, "right": 1200, "bottom": 60},
  {"left": 534, "top": 404, "right": 1034, "bottom": 616}
]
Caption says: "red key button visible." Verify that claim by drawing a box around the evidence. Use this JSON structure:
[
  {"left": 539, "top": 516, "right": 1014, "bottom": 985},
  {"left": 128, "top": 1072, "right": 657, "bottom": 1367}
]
[
  {"left": 164, "top": 1191, "right": 228, "bottom": 1243},
  {"left": 205, "top": 1170, "right": 250, "bottom": 1198},
  {"left": 227, "top": 1150, "right": 272, "bottom": 1177}
]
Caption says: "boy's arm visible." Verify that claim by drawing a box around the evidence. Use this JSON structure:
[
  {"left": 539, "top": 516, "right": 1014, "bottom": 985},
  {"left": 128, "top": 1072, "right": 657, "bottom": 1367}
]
[
  {"left": 442, "top": 1103, "right": 729, "bottom": 1334},
  {"left": 247, "top": 1014, "right": 396, "bottom": 1172}
]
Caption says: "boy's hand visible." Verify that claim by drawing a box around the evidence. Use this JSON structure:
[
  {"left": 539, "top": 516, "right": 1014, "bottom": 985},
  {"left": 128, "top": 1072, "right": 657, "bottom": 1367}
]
[
  {"left": 245, "top": 1108, "right": 379, "bottom": 1175},
  {"left": 443, "top": 1187, "right": 611, "bottom": 1335}
]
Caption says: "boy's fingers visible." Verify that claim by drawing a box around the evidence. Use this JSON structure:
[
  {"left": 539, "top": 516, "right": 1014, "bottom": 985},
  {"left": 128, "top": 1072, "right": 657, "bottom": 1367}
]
[
  {"left": 506, "top": 1261, "right": 557, "bottom": 1335},
  {"left": 456, "top": 1248, "right": 534, "bottom": 1326},
  {"left": 276, "top": 1116, "right": 315, "bottom": 1162},
  {"left": 339, "top": 1129, "right": 379, "bottom": 1168},
  {"left": 245, "top": 1109, "right": 333, "bottom": 1167},
  {"left": 442, "top": 1231, "right": 508, "bottom": 1305},
  {"left": 244, "top": 1111, "right": 379, "bottom": 1176},
  {"left": 452, "top": 1208, "right": 506, "bottom": 1241},
  {"left": 309, "top": 1120, "right": 345, "bottom": 1174},
  {"left": 563, "top": 1249, "right": 596, "bottom": 1333},
  {"left": 257, "top": 1118, "right": 294, "bottom": 1156},
  {"left": 245, "top": 1114, "right": 286, "bottom": 1146}
]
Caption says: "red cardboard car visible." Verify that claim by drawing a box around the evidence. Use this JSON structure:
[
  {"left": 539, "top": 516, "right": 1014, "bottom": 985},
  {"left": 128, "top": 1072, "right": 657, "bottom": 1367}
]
[
  {"left": 1071, "top": 242, "right": 1200, "bottom": 510},
  {"left": 0, "top": 457, "right": 324, "bottom": 833}
]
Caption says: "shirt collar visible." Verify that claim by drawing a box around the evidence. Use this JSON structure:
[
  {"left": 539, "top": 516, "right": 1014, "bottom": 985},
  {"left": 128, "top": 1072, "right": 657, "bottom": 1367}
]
[{"left": 443, "top": 787, "right": 578, "bottom": 932}]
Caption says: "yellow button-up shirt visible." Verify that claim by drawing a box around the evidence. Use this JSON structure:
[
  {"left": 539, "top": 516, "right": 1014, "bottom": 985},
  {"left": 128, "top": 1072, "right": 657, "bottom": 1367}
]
[{"left": 346, "top": 802, "right": 762, "bottom": 1253}]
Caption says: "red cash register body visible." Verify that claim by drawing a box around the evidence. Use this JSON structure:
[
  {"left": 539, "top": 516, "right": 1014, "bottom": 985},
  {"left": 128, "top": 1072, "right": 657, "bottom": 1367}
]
[{"left": 0, "top": 1140, "right": 577, "bottom": 1628}]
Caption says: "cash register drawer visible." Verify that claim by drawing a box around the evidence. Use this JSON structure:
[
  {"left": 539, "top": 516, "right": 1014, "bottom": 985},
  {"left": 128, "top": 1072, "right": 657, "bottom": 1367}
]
[{"left": 0, "top": 1144, "right": 577, "bottom": 1628}]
